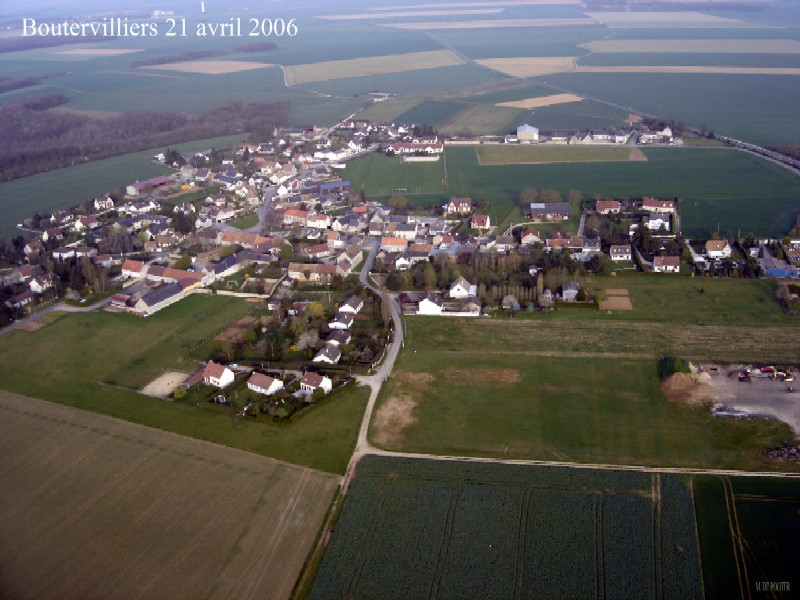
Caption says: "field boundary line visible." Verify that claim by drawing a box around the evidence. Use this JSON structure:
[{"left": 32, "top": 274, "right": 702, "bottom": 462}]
[
  {"left": 595, "top": 494, "right": 605, "bottom": 600},
  {"left": 513, "top": 486, "right": 532, "bottom": 599},
  {"left": 722, "top": 478, "right": 747, "bottom": 600},
  {"left": 430, "top": 478, "right": 462, "bottom": 599},
  {"left": 687, "top": 479, "right": 707, "bottom": 600},
  {"left": 726, "top": 479, "right": 753, "bottom": 600},
  {"left": 653, "top": 473, "right": 663, "bottom": 600}
]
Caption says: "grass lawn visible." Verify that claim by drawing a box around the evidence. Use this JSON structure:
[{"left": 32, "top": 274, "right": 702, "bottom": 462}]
[
  {"left": 476, "top": 144, "right": 642, "bottom": 165},
  {"left": 228, "top": 213, "right": 259, "bottom": 230},
  {"left": 369, "top": 282, "right": 800, "bottom": 471},
  {"left": 0, "top": 295, "right": 369, "bottom": 473}
]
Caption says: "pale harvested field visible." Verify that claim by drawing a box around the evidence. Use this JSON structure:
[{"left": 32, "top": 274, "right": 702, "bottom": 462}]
[
  {"left": 55, "top": 48, "right": 143, "bottom": 56},
  {"left": 476, "top": 56, "right": 576, "bottom": 77},
  {"left": 316, "top": 9, "right": 502, "bottom": 19},
  {"left": 575, "top": 66, "right": 800, "bottom": 75},
  {"left": 599, "top": 297, "right": 634, "bottom": 311},
  {"left": 285, "top": 50, "right": 464, "bottom": 85},
  {"left": 384, "top": 18, "right": 596, "bottom": 30},
  {"left": 48, "top": 105, "right": 121, "bottom": 119},
  {"left": 496, "top": 92, "right": 584, "bottom": 108},
  {"left": 580, "top": 39, "right": 800, "bottom": 54},
  {"left": 140, "top": 370, "right": 188, "bottom": 397},
  {"left": 143, "top": 60, "right": 273, "bottom": 75},
  {"left": 0, "top": 391, "right": 338, "bottom": 600},
  {"left": 584, "top": 11, "right": 746, "bottom": 28}
]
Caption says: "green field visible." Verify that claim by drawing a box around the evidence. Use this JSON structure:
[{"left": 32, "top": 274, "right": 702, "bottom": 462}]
[
  {"left": 345, "top": 146, "right": 800, "bottom": 237},
  {"left": 392, "top": 99, "right": 468, "bottom": 128},
  {"left": 476, "top": 144, "right": 642, "bottom": 164},
  {"left": 0, "top": 295, "right": 369, "bottom": 473},
  {"left": 693, "top": 475, "right": 800, "bottom": 599},
  {"left": 228, "top": 213, "right": 259, "bottom": 230},
  {"left": 446, "top": 146, "right": 800, "bottom": 237},
  {"left": 344, "top": 152, "right": 446, "bottom": 199},
  {"left": 438, "top": 103, "right": 524, "bottom": 135},
  {"left": 0, "top": 134, "right": 246, "bottom": 239},
  {"left": 311, "top": 456, "right": 703, "bottom": 599},
  {"left": 542, "top": 72, "right": 800, "bottom": 145},
  {"left": 369, "top": 277, "right": 800, "bottom": 471}
]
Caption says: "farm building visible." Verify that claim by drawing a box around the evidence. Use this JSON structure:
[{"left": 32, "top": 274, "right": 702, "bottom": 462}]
[
  {"left": 517, "top": 124, "right": 539, "bottom": 142},
  {"left": 529, "top": 203, "right": 570, "bottom": 220}
]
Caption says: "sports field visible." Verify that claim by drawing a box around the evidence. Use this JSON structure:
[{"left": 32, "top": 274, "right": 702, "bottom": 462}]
[
  {"left": 0, "top": 391, "right": 339, "bottom": 600},
  {"left": 0, "top": 295, "right": 370, "bottom": 473},
  {"left": 311, "top": 456, "right": 703, "bottom": 599},
  {"left": 476, "top": 145, "right": 646, "bottom": 165}
]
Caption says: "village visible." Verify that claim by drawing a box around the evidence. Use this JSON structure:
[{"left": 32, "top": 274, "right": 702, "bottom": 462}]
[{"left": 1, "top": 117, "right": 799, "bottom": 415}]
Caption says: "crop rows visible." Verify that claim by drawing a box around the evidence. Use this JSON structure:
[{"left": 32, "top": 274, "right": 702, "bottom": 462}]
[{"left": 311, "top": 457, "right": 703, "bottom": 599}]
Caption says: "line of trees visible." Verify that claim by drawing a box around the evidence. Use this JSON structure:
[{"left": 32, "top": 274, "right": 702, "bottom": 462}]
[{"left": 0, "top": 95, "right": 290, "bottom": 181}]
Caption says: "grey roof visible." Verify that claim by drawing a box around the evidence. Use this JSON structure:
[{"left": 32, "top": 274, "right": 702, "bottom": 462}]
[
  {"left": 529, "top": 202, "right": 570, "bottom": 217},
  {"left": 140, "top": 282, "right": 182, "bottom": 307}
]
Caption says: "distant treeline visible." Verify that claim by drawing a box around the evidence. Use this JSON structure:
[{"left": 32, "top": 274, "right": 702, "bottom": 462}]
[
  {"left": 131, "top": 50, "right": 226, "bottom": 68},
  {"left": 0, "top": 77, "right": 42, "bottom": 93},
  {"left": 0, "top": 94, "right": 290, "bottom": 181},
  {"left": 233, "top": 42, "right": 278, "bottom": 53},
  {"left": 0, "top": 35, "right": 115, "bottom": 54}
]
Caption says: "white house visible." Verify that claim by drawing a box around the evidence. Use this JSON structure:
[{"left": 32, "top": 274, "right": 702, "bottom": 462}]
[
  {"left": 641, "top": 198, "right": 676, "bottom": 213},
  {"left": 449, "top": 276, "right": 471, "bottom": 299},
  {"left": 646, "top": 213, "right": 670, "bottom": 232},
  {"left": 313, "top": 343, "right": 342, "bottom": 364},
  {"left": 653, "top": 256, "right": 681, "bottom": 273},
  {"left": 300, "top": 371, "right": 332, "bottom": 395},
  {"left": 562, "top": 281, "right": 580, "bottom": 302},
  {"left": 338, "top": 296, "right": 364, "bottom": 315},
  {"left": 203, "top": 361, "right": 235, "bottom": 388},
  {"left": 705, "top": 240, "right": 732, "bottom": 259},
  {"left": 246, "top": 372, "right": 284, "bottom": 396},
  {"left": 328, "top": 313, "right": 354, "bottom": 330},
  {"left": 418, "top": 293, "right": 443, "bottom": 315},
  {"left": 610, "top": 244, "right": 632, "bottom": 262}
]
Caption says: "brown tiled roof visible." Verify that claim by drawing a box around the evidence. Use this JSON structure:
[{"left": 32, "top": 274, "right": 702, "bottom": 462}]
[{"left": 203, "top": 361, "right": 228, "bottom": 380}]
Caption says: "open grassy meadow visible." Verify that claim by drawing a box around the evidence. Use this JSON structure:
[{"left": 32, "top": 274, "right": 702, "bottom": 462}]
[
  {"left": 0, "top": 391, "right": 338, "bottom": 600},
  {"left": 311, "top": 456, "right": 703, "bottom": 599},
  {"left": 476, "top": 144, "right": 644, "bottom": 165},
  {"left": 344, "top": 152, "right": 446, "bottom": 199},
  {"left": 0, "top": 295, "right": 369, "bottom": 473},
  {"left": 370, "top": 277, "right": 800, "bottom": 471}
]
